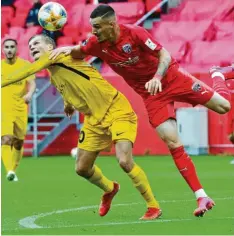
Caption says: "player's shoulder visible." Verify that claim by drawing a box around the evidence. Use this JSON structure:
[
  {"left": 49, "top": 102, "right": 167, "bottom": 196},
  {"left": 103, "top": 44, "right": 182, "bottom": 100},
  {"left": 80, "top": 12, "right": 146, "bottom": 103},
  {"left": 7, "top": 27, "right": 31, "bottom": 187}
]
[{"left": 121, "top": 24, "right": 146, "bottom": 38}]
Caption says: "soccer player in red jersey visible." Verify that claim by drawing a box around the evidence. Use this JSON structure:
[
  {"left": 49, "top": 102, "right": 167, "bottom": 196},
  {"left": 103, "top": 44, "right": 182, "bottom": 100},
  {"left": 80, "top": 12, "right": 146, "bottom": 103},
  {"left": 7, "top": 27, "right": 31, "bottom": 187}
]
[
  {"left": 210, "top": 64, "right": 234, "bottom": 164},
  {"left": 50, "top": 5, "right": 231, "bottom": 217}
]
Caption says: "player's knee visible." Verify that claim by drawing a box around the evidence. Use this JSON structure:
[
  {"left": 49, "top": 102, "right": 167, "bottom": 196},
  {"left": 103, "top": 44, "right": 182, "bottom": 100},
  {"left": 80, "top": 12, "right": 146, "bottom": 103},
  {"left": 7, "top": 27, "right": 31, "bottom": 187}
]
[
  {"left": 216, "top": 100, "right": 230, "bottom": 114},
  {"left": 1, "top": 135, "right": 13, "bottom": 146},
  {"left": 118, "top": 158, "right": 134, "bottom": 173},
  {"left": 222, "top": 100, "right": 231, "bottom": 113},
  {"left": 75, "top": 164, "right": 90, "bottom": 178},
  {"left": 229, "top": 134, "right": 234, "bottom": 144},
  {"left": 162, "top": 137, "right": 182, "bottom": 150},
  {"left": 13, "top": 139, "right": 24, "bottom": 150}
]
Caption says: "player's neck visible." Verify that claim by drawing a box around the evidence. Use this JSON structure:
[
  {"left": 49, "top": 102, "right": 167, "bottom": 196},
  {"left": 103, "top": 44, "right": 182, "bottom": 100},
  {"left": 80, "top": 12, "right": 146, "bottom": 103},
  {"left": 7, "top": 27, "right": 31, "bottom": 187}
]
[{"left": 5, "top": 57, "right": 17, "bottom": 64}]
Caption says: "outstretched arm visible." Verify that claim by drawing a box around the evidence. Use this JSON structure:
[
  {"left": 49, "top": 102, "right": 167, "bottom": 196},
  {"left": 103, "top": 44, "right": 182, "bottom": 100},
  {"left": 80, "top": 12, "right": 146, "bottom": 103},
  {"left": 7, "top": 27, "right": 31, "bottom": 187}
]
[
  {"left": 23, "top": 79, "right": 36, "bottom": 104},
  {"left": 2, "top": 54, "right": 52, "bottom": 88},
  {"left": 49, "top": 45, "right": 86, "bottom": 60}
]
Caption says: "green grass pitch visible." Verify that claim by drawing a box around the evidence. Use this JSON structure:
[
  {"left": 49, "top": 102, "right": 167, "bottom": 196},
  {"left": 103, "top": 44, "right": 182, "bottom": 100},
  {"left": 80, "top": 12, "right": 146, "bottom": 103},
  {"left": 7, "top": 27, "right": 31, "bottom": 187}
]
[{"left": 2, "top": 155, "right": 234, "bottom": 235}]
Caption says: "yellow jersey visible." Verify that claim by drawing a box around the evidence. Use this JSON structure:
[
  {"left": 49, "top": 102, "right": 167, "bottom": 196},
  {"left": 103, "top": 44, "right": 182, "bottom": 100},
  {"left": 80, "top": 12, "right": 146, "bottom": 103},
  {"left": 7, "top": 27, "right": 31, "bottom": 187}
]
[
  {"left": 1, "top": 57, "right": 35, "bottom": 113},
  {"left": 2, "top": 53, "right": 118, "bottom": 125}
]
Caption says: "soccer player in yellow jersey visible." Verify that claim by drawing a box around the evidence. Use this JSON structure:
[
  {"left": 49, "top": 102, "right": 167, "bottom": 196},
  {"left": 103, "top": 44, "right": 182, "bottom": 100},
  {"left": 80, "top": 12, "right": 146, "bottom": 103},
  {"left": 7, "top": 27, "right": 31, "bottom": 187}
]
[
  {"left": 2, "top": 34, "right": 162, "bottom": 220},
  {"left": 1, "top": 38, "right": 36, "bottom": 182}
]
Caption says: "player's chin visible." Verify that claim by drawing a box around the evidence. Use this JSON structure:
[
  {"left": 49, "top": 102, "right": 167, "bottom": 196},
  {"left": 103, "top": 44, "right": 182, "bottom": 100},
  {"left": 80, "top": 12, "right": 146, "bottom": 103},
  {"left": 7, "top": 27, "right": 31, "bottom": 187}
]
[{"left": 33, "top": 53, "right": 40, "bottom": 61}]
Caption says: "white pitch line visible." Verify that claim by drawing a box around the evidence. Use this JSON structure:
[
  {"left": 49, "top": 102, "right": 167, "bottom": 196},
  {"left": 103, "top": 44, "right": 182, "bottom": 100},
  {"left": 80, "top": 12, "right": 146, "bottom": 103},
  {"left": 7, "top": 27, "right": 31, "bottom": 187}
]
[{"left": 18, "top": 197, "right": 234, "bottom": 230}]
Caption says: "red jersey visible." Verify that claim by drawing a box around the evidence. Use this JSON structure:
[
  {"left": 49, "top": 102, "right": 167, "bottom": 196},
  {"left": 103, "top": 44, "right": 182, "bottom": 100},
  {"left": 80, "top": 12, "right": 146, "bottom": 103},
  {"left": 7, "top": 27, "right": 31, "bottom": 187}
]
[{"left": 80, "top": 24, "right": 177, "bottom": 99}]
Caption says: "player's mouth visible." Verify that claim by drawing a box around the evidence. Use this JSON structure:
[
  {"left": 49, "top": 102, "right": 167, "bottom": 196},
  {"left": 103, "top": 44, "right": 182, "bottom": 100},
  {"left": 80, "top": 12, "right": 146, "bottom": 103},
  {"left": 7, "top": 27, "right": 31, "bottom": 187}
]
[{"left": 32, "top": 50, "right": 40, "bottom": 57}]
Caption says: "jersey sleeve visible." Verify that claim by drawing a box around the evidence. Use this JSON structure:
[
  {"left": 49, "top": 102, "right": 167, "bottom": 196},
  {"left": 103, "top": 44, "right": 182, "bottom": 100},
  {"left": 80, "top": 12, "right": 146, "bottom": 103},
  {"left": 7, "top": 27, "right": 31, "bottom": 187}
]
[
  {"left": 80, "top": 36, "right": 101, "bottom": 57},
  {"left": 133, "top": 26, "right": 162, "bottom": 54},
  {"left": 2, "top": 53, "right": 53, "bottom": 87}
]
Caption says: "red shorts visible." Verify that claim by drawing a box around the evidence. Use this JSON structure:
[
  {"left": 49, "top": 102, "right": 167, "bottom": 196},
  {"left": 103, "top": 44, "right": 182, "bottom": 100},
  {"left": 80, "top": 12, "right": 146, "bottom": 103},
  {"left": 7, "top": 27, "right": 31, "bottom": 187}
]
[
  {"left": 144, "top": 66, "right": 214, "bottom": 128},
  {"left": 227, "top": 93, "right": 234, "bottom": 135}
]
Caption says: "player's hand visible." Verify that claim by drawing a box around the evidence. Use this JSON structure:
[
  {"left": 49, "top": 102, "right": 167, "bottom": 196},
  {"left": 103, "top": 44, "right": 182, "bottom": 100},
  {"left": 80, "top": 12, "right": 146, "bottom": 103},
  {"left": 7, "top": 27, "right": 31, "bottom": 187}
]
[
  {"left": 49, "top": 46, "right": 73, "bottom": 60},
  {"left": 145, "top": 75, "right": 162, "bottom": 95},
  {"left": 64, "top": 104, "right": 75, "bottom": 120},
  {"left": 23, "top": 93, "right": 33, "bottom": 104}
]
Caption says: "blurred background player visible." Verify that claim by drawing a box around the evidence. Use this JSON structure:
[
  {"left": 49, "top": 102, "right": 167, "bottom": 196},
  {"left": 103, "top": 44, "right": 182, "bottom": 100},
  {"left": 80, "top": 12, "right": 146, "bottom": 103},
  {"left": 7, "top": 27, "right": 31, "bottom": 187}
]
[
  {"left": 2, "top": 34, "right": 161, "bottom": 220},
  {"left": 1, "top": 38, "right": 36, "bottom": 181},
  {"left": 50, "top": 4, "right": 233, "bottom": 217},
  {"left": 210, "top": 64, "right": 234, "bottom": 164}
]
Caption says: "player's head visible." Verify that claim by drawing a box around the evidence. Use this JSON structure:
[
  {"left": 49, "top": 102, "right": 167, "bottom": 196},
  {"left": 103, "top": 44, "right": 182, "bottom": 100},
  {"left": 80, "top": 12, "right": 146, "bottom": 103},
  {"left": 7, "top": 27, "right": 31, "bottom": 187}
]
[
  {"left": 28, "top": 34, "right": 56, "bottom": 60},
  {"left": 90, "top": 5, "right": 117, "bottom": 42},
  {"left": 2, "top": 39, "right": 18, "bottom": 60}
]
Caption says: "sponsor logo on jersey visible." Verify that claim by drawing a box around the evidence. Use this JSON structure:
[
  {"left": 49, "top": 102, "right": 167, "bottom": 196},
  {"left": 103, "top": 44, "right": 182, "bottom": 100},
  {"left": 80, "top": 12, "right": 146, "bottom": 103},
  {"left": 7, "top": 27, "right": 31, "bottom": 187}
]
[
  {"left": 145, "top": 38, "right": 157, "bottom": 50},
  {"left": 110, "top": 56, "right": 139, "bottom": 67},
  {"left": 122, "top": 43, "right": 132, "bottom": 54}
]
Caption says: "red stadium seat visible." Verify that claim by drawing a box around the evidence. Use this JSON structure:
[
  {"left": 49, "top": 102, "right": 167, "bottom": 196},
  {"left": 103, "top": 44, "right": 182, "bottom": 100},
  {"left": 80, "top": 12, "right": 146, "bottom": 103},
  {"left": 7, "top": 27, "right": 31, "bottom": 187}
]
[
  {"left": 205, "top": 21, "right": 234, "bottom": 41},
  {"left": 1, "top": 24, "right": 9, "bottom": 38},
  {"left": 8, "top": 27, "right": 25, "bottom": 41},
  {"left": 145, "top": 0, "right": 161, "bottom": 13},
  {"left": 151, "top": 21, "right": 212, "bottom": 43},
  {"left": 62, "top": 25, "right": 81, "bottom": 44},
  {"left": 14, "top": 0, "right": 33, "bottom": 9},
  {"left": 17, "top": 45, "right": 30, "bottom": 60},
  {"left": 161, "top": 41, "right": 190, "bottom": 63},
  {"left": 80, "top": 4, "right": 97, "bottom": 40},
  {"left": 1, "top": 6, "right": 15, "bottom": 24},
  {"left": 57, "top": 36, "right": 73, "bottom": 46},
  {"left": 10, "top": 14, "right": 28, "bottom": 27},
  {"left": 21, "top": 26, "right": 42, "bottom": 43},
  {"left": 186, "top": 41, "right": 234, "bottom": 66},
  {"left": 67, "top": 4, "right": 85, "bottom": 29},
  {"left": 109, "top": 2, "right": 145, "bottom": 23}
]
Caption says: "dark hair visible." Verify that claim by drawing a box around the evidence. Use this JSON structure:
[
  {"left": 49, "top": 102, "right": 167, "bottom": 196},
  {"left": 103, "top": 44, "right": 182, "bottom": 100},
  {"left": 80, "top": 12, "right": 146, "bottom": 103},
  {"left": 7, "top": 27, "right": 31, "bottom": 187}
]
[
  {"left": 90, "top": 4, "right": 115, "bottom": 19},
  {"left": 2, "top": 38, "right": 18, "bottom": 46},
  {"left": 28, "top": 34, "right": 56, "bottom": 49}
]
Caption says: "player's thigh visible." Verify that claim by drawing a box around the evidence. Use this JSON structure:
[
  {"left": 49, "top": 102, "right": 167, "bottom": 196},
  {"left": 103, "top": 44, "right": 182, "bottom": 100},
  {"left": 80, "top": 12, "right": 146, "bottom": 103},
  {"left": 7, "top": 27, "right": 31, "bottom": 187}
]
[
  {"left": 78, "top": 122, "right": 112, "bottom": 153},
  {"left": 145, "top": 100, "right": 176, "bottom": 128},
  {"left": 156, "top": 118, "right": 182, "bottom": 149},
  {"left": 172, "top": 67, "right": 214, "bottom": 106},
  {"left": 14, "top": 112, "right": 28, "bottom": 140},
  {"left": 110, "top": 111, "right": 138, "bottom": 145},
  {"left": 1, "top": 112, "right": 14, "bottom": 137}
]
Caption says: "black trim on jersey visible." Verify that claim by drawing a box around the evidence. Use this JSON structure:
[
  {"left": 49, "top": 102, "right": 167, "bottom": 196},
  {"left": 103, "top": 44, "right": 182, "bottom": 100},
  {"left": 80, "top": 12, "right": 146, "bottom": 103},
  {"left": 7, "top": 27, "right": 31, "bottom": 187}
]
[{"left": 53, "top": 63, "right": 90, "bottom": 80}]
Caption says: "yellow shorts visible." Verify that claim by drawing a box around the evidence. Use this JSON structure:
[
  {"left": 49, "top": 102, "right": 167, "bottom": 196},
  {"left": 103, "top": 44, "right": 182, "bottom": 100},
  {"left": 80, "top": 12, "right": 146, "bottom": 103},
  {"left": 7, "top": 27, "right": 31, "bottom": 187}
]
[
  {"left": 78, "top": 92, "right": 137, "bottom": 152},
  {"left": 1, "top": 110, "right": 28, "bottom": 139}
]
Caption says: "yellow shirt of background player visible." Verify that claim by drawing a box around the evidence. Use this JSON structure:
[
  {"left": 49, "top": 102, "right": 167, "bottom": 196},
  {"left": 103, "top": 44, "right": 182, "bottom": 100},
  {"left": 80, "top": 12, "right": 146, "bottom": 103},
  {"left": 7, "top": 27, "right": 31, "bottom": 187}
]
[
  {"left": 1, "top": 57, "right": 35, "bottom": 113},
  {"left": 2, "top": 53, "right": 119, "bottom": 125}
]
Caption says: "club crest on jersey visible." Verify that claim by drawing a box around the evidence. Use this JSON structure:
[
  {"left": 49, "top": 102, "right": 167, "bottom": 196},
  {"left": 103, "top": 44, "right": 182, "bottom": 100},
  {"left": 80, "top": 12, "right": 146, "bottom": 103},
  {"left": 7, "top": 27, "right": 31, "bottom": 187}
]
[
  {"left": 192, "top": 82, "right": 202, "bottom": 92},
  {"left": 122, "top": 44, "right": 132, "bottom": 54}
]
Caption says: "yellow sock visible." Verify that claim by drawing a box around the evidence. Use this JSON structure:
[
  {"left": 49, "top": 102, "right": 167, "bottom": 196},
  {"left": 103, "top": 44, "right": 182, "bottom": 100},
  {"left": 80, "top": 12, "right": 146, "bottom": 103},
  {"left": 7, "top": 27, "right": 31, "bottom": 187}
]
[
  {"left": 88, "top": 165, "right": 114, "bottom": 193},
  {"left": 12, "top": 147, "right": 23, "bottom": 171},
  {"left": 1, "top": 145, "right": 14, "bottom": 172},
  {"left": 128, "top": 164, "right": 160, "bottom": 208}
]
